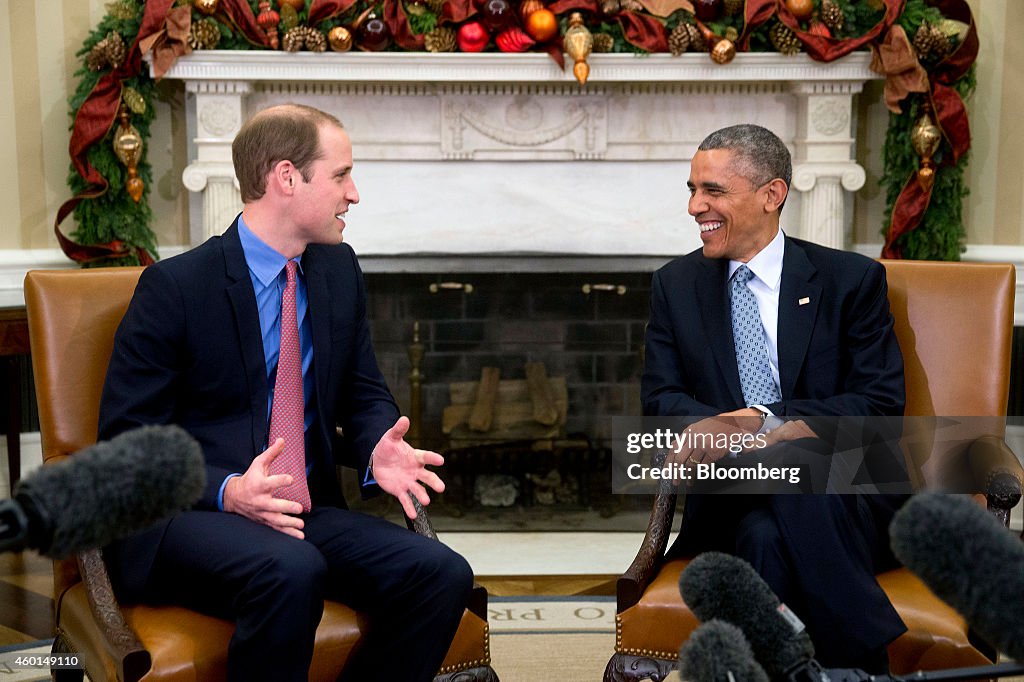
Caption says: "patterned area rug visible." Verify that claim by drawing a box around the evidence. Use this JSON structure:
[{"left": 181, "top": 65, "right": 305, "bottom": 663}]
[{"left": 489, "top": 596, "right": 615, "bottom": 633}]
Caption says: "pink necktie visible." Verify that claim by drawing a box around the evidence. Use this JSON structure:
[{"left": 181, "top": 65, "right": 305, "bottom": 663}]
[{"left": 268, "top": 260, "right": 311, "bottom": 512}]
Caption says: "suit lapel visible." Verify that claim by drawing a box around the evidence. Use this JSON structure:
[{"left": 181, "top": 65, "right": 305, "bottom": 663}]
[
  {"left": 696, "top": 257, "right": 746, "bottom": 407},
  {"left": 222, "top": 221, "right": 271, "bottom": 453},
  {"left": 777, "top": 238, "right": 821, "bottom": 399}
]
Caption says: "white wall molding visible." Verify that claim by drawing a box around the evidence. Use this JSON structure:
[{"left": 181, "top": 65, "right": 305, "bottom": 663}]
[
  {"left": 0, "top": 246, "right": 188, "bottom": 308},
  {"left": 855, "top": 243, "right": 1024, "bottom": 326}
]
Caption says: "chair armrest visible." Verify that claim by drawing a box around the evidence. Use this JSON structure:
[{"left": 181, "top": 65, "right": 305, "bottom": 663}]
[
  {"left": 77, "top": 548, "right": 152, "bottom": 682},
  {"left": 617, "top": 480, "right": 678, "bottom": 613},
  {"left": 403, "top": 497, "right": 489, "bottom": 619},
  {"left": 967, "top": 436, "right": 1023, "bottom": 527}
]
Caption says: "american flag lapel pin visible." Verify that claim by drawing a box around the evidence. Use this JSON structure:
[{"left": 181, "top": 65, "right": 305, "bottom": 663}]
[{"left": 798, "top": 297, "right": 810, "bottom": 306}]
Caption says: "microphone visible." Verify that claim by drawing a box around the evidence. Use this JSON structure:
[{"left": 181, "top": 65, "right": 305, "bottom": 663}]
[
  {"left": 889, "top": 492, "right": 1024, "bottom": 663},
  {"left": 679, "top": 551, "right": 820, "bottom": 680},
  {"left": 678, "top": 619, "right": 770, "bottom": 682},
  {"left": 0, "top": 425, "right": 205, "bottom": 559}
]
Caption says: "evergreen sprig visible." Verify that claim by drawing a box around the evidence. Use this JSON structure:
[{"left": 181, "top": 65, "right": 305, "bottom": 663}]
[{"left": 66, "top": 0, "right": 158, "bottom": 266}]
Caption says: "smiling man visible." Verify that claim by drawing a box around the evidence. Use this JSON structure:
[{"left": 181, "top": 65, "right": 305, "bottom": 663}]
[
  {"left": 99, "top": 104, "right": 472, "bottom": 682},
  {"left": 642, "top": 124, "right": 909, "bottom": 672}
]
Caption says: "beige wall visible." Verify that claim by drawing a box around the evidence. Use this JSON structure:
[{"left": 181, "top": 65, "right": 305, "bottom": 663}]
[
  {"left": 852, "top": 0, "right": 1024, "bottom": 247},
  {"left": 1, "top": 0, "right": 1019, "bottom": 252},
  {"left": 0, "top": 0, "right": 187, "bottom": 251}
]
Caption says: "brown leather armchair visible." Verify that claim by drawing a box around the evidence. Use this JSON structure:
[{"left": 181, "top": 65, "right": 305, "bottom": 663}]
[
  {"left": 25, "top": 268, "right": 498, "bottom": 682},
  {"left": 604, "top": 260, "right": 1023, "bottom": 681}
]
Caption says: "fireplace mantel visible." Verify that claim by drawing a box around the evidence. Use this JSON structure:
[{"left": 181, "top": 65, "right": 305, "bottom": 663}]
[{"left": 162, "top": 51, "right": 879, "bottom": 270}]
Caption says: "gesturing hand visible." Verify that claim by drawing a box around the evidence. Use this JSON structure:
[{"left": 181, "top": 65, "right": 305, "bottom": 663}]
[
  {"left": 370, "top": 416, "right": 445, "bottom": 519},
  {"left": 223, "top": 438, "right": 306, "bottom": 539}
]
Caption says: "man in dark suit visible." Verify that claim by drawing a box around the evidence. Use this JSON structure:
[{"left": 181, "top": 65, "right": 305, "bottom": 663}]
[
  {"left": 99, "top": 104, "right": 473, "bottom": 682},
  {"left": 642, "top": 124, "right": 908, "bottom": 671}
]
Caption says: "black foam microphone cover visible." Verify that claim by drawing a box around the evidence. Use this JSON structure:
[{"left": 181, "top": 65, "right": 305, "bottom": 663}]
[
  {"left": 679, "top": 619, "right": 771, "bottom": 682},
  {"left": 680, "top": 551, "right": 816, "bottom": 680},
  {"left": 12, "top": 424, "right": 205, "bottom": 559},
  {"left": 889, "top": 492, "right": 1024, "bottom": 662}
]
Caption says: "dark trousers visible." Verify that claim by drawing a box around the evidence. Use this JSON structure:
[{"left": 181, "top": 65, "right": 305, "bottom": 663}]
[
  {"left": 124, "top": 507, "right": 473, "bottom": 682},
  {"left": 669, "top": 493, "right": 909, "bottom": 670}
]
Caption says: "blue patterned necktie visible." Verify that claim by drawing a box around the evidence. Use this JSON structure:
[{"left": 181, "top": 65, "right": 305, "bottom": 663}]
[{"left": 730, "top": 265, "right": 782, "bottom": 406}]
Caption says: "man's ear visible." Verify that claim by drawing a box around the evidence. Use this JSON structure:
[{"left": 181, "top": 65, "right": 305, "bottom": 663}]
[
  {"left": 270, "top": 160, "right": 296, "bottom": 194},
  {"left": 764, "top": 178, "right": 788, "bottom": 213}
]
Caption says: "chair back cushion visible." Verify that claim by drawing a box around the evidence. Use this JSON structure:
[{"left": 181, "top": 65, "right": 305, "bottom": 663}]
[
  {"left": 24, "top": 268, "right": 143, "bottom": 593},
  {"left": 881, "top": 260, "right": 1014, "bottom": 417}
]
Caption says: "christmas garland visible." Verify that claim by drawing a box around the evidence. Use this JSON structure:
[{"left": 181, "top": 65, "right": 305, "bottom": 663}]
[{"left": 59, "top": 0, "right": 977, "bottom": 265}]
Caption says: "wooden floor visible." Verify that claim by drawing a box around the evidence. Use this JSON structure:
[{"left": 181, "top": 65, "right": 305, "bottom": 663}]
[{"left": 0, "top": 550, "right": 55, "bottom": 647}]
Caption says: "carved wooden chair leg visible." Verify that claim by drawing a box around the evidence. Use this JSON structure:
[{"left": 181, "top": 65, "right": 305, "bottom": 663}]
[
  {"left": 50, "top": 633, "right": 84, "bottom": 682},
  {"left": 603, "top": 652, "right": 676, "bottom": 682}
]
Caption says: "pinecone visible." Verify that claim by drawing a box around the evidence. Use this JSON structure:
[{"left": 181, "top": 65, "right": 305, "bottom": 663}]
[
  {"left": 86, "top": 32, "right": 126, "bottom": 71},
  {"left": 102, "top": 31, "right": 127, "bottom": 68},
  {"left": 424, "top": 26, "right": 457, "bottom": 52},
  {"left": 668, "top": 24, "right": 690, "bottom": 56},
  {"left": 188, "top": 18, "right": 221, "bottom": 50},
  {"left": 283, "top": 26, "right": 326, "bottom": 52},
  {"left": 122, "top": 87, "right": 147, "bottom": 115},
  {"left": 770, "top": 21, "right": 801, "bottom": 56},
  {"left": 821, "top": 0, "right": 844, "bottom": 33},
  {"left": 723, "top": 0, "right": 743, "bottom": 16},
  {"left": 426, "top": 0, "right": 446, "bottom": 14},
  {"left": 620, "top": 0, "right": 644, "bottom": 11},
  {"left": 913, "top": 22, "right": 951, "bottom": 63},
  {"left": 305, "top": 27, "right": 327, "bottom": 52},
  {"left": 592, "top": 32, "right": 614, "bottom": 53},
  {"left": 600, "top": 0, "right": 620, "bottom": 15},
  {"left": 684, "top": 23, "right": 705, "bottom": 51}
]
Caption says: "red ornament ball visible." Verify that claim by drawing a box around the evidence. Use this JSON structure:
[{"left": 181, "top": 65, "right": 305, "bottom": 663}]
[
  {"left": 481, "top": 0, "right": 516, "bottom": 30},
  {"left": 358, "top": 16, "right": 392, "bottom": 51},
  {"left": 457, "top": 21, "right": 490, "bottom": 52}
]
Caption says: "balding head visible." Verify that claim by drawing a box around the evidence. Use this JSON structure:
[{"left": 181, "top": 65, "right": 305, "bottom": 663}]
[{"left": 232, "top": 104, "right": 345, "bottom": 203}]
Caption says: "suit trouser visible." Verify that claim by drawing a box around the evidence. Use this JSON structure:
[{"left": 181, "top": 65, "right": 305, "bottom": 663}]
[
  {"left": 669, "top": 492, "right": 909, "bottom": 669},
  {"left": 128, "top": 507, "right": 473, "bottom": 682}
]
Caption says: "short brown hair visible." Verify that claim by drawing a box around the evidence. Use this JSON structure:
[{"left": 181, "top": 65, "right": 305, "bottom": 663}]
[{"left": 232, "top": 104, "right": 345, "bottom": 203}]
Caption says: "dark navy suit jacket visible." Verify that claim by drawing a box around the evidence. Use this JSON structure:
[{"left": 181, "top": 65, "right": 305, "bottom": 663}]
[
  {"left": 99, "top": 219, "right": 399, "bottom": 594},
  {"left": 642, "top": 235, "right": 905, "bottom": 420}
]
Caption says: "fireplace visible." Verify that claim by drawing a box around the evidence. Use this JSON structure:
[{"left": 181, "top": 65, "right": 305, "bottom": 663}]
[{"left": 160, "top": 51, "right": 880, "bottom": 527}]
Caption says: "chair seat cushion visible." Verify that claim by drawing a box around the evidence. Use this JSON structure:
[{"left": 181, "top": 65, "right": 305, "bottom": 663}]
[
  {"left": 878, "top": 568, "right": 993, "bottom": 673},
  {"left": 615, "top": 560, "right": 992, "bottom": 673},
  {"left": 616, "top": 559, "right": 698, "bottom": 660},
  {"left": 58, "top": 582, "right": 490, "bottom": 681}
]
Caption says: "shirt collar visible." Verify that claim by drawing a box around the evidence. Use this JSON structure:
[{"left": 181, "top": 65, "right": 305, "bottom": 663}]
[
  {"left": 237, "top": 215, "right": 303, "bottom": 287},
  {"left": 728, "top": 228, "right": 785, "bottom": 291}
]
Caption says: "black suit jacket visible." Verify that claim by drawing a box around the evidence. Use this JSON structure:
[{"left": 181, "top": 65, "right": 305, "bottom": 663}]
[
  {"left": 642, "top": 236, "right": 905, "bottom": 420},
  {"left": 99, "top": 219, "right": 399, "bottom": 591}
]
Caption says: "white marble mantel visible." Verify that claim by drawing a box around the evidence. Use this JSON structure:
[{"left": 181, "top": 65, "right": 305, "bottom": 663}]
[{"left": 161, "top": 51, "right": 880, "bottom": 268}]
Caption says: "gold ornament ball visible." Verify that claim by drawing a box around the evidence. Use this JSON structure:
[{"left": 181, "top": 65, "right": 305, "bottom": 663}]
[
  {"left": 710, "top": 38, "right": 736, "bottom": 64},
  {"left": 278, "top": 0, "right": 306, "bottom": 10},
  {"left": 194, "top": 0, "right": 219, "bottom": 15},
  {"left": 328, "top": 26, "right": 353, "bottom": 51}
]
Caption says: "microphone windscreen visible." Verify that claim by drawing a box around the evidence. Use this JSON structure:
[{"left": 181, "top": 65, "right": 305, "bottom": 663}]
[
  {"left": 889, "top": 492, "right": 1024, "bottom": 662},
  {"left": 679, "top": 619, "right": 770, "bottom": 682},
  {"left": 680, "top": 551, "right": 815, "bottom": 679},
  {"left": 15, "top": 425, "right": 205, "bottom": 559}
]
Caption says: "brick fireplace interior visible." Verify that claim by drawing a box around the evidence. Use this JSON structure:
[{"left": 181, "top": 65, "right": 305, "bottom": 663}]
[{"left": 347, "top": 270, "right": 659, "bottom": 530}]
